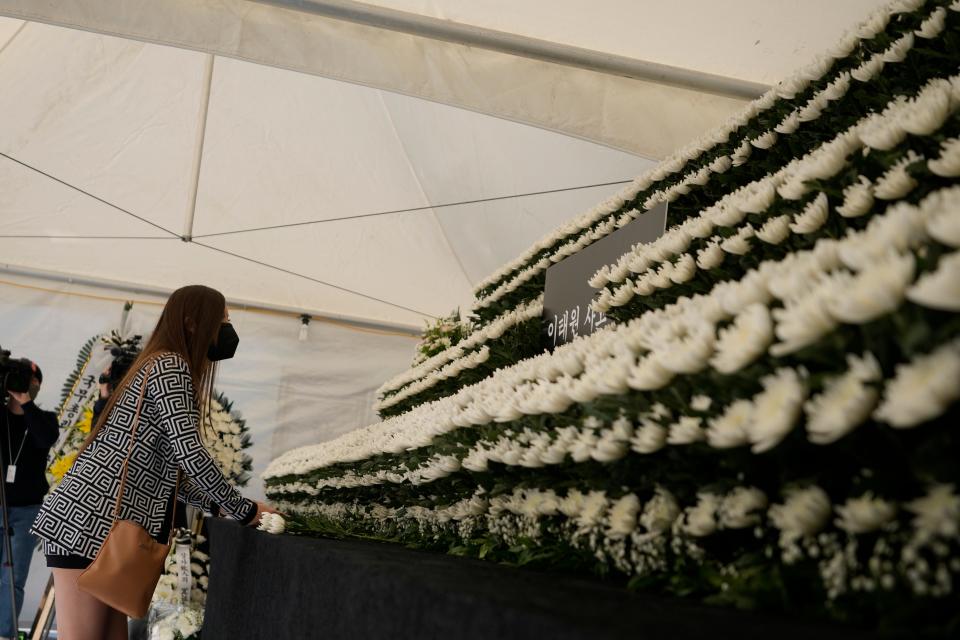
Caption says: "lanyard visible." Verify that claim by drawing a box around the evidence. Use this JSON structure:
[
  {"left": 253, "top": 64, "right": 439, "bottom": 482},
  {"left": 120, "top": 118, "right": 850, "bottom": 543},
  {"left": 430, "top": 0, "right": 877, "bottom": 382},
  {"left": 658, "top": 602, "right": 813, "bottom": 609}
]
[{"left": 5, "top": 410, "right": 28, "bottom": 468}]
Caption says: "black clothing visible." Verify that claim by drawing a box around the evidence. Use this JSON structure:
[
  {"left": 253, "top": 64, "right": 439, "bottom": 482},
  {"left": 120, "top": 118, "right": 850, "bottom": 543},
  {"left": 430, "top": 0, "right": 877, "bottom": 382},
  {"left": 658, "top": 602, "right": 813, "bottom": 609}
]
[
  {"left": 45, "top": 554, "right": 92, "bottom": 569},
  {"left": 2, "top": 401, "right": 59, "bottom": 506}
]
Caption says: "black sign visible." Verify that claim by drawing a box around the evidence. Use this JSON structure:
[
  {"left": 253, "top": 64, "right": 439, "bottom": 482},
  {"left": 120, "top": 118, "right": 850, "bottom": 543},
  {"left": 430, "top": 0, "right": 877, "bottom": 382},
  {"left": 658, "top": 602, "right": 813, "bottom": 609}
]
[{"left": 542, "top": 202, "right": 668, "bottom": 349}]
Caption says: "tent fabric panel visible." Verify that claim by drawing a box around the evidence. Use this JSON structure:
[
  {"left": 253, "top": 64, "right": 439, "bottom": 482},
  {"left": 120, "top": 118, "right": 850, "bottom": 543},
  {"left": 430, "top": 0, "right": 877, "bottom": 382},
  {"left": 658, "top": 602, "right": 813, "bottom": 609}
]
[{"left": 0, "top": 0, "right": 751, "bottom": 157}]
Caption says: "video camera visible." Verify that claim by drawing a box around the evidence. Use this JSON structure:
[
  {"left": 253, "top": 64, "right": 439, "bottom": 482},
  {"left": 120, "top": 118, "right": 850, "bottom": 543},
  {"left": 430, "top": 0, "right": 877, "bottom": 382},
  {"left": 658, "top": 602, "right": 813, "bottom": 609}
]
[
  {"left": 99, "top": 345, "right": 139, "bottom": 387},
  {"left": 0, "top": 345, "right": 33, "bottom": 394}
]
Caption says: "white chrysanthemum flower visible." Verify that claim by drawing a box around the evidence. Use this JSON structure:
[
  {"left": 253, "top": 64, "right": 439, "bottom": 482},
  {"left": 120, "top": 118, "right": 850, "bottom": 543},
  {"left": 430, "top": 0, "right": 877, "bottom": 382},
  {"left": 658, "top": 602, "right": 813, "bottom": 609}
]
[
  {"left": 875, "top": 152, "right": 922, "bottom": 200},
  {"left": 711, "top": 304, "right": 773, "bottom": 374},
  {"left": 928, "top": 137, "right": 960, "bottom": 178},
  {"left": 690, "top": 394, "right": 713, "bottom": 412},
  {"left": 721, "top": 224, "right": 755, "bottom": 255},
  {"left": 576, "top": 491, "right": 609, "bottom": 529},
  {"left": 559, "top": 490, "right": 587, "bottom": 518},
  {"left": 720, "top": 487, "right": 768, "bottom": 529},
  {"left": 741, "top": 180, "right": 778, "bottom": 214},
  {"left": 731, "top": 139, "right": 753, "bottom": 167},
  {"left": 905, "top": 485, "right": 960, "bottom": 544},
  {"left": 789, "top": 193, "right": 829, "bottom": 234},
  {"left": 901, "top": 82, "right": 951, "bottom": 136},
  {"left": 769, "top": 486, "right": 832, "bottom": 545},
  {"left": 771, "top": 274, "right": 842, "bottom": 355},
  {"left": 859, "top": 112, "right": 907, "bottom": 151},
  {"left": 257, "top": 512, "right": 286, "bottom": 535},
  {"left": 916, "top": 7, "right": 947, "bottom": 38},
  {"left": 835, "top": 493, "right": 897, "bottom": 534},
  {"left": 670, "top": 254, "right": 697, "bottom": 284},
  {"left": 751, "top": 131, "right": 778, "bottom": 150},
  {"left": 606, "top": 494, "right": 641, "bottom": 538},
  {"left": 805, "top": 352, "right": 882, "bottom": 444},
  {"left": 907, "top": 250, "right": 960, "bottom": 311},
  {"left": 609, "top": 282, "right": 636, "bottom": 307},
  {"left": 823, "top": 72, "right": 851, "bottom": 102},
  {"left": 874, "top": 339, "right": 960, "bottom": 427},
  {"left": 924, "top": 195, "right": 960, "bottom": 249},
  {"left": 851, "top": 55, "right": 884, "bottom": 83},
  {"left": 667, "top": 416, "right": 705, "bottom": 445},
  {"left": 882, "top": 32, "right": 914, "bottom": 63},
  {"left": 776, "top": 111, "right": 801, "bottom": 135},
  {"left": 631, "top": 419, "right": 668, "bottom": 454},
  {"left": 680, "top": 493, "right": 722, "bottom": 537},
  {"left": 710, "top": 155, "right": 733, "bottom": 174},
  {"left": 686, "top": 214, "right": 715, "bottom": 239},
  {"left": 756, "top": 215, "right": 792, "bottom": 244},
  {"left": 696, "top": 239, "right": 725, "bottom": 270},
  {"left": 837, "top": 176, "right": 874, "bottom": 218},
  {"left": 660, "top": 321, "right": 716, "bottom": 375},
  {"left": 826, "top": 253, "right": 915, "bottom": 324},
  {"left": 641, "top": 487, "right": 680, "bottom": 533},
  {"left": 627, "top": 352, "right": 675, "bottom": 391},
  {"left": 857, "top": 9, "right": 889, "bottom": 39},
  {"left": 706, "top": 400, "right": 752, "bottom": 449},
  {"left": 749, "top": 368, "right": 807, "bottom": 453}
]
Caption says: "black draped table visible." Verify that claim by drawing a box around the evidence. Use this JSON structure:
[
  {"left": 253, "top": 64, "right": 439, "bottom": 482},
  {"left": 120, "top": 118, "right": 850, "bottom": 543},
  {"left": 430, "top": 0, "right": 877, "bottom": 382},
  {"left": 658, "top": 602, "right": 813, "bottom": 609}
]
[{"left": 204, "top": 519, "right": 868, "bottom": 640}]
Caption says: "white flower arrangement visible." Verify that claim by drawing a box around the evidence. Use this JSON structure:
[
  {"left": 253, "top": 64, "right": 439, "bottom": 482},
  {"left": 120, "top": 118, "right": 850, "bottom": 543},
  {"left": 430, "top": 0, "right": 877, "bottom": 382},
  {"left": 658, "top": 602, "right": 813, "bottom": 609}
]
[{"left": 266, "top": 3, "right": 960, "bottom": 628}]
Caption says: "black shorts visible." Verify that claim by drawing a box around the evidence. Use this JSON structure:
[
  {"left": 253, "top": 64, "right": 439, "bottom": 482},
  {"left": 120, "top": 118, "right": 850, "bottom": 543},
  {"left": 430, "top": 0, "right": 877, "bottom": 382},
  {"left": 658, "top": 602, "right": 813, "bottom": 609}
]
[{"left": 45, "top": 554, "right": 93, "bottom": 570}]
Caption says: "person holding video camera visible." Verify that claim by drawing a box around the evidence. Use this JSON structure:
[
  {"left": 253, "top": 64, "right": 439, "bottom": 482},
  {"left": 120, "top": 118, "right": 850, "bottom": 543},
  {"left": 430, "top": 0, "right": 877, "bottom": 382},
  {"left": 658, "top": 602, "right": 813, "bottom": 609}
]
[{"left": 0, "top": 360, "right": 58, "bottom": 640}]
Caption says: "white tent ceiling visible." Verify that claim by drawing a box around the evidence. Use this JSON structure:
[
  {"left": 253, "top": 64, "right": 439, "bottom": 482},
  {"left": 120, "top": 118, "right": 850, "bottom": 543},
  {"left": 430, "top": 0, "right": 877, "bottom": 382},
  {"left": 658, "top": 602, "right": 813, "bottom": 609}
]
[{"left": 0, "top": 0, "right": 886, "bottom": 329}]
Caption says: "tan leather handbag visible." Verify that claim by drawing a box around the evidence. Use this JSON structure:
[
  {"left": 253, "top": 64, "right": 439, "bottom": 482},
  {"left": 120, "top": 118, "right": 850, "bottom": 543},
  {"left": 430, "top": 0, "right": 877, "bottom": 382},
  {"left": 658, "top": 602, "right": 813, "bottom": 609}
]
[{"left": 76, "top": 359, "right": 181, "bottom": 619}]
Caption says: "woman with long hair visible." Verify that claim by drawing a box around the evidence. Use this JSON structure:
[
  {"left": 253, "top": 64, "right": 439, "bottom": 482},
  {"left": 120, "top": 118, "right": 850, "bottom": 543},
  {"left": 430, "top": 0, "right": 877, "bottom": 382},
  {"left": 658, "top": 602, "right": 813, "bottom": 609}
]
[{"left": 32, "top": 285, "right": 277, "bottom": 640}]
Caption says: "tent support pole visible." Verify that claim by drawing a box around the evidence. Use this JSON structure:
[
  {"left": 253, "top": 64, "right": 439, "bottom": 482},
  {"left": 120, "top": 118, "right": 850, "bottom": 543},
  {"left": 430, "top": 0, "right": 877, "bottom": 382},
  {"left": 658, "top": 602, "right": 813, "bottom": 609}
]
[
  {"left": 0, "top": 263, "right": 423, "bottom": 336},
  {"left": 183, "top": 54, "right": 215, "bottom": 242},
  {"left": 252, "top": 0, "right": 768, "bottom": 100}
]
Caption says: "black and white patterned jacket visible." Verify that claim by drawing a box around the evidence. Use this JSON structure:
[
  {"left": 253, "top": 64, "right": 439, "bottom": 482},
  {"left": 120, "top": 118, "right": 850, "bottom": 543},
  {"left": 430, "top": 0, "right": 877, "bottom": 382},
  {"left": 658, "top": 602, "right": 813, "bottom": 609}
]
[{"left": 32, "top": 353, "right": 256, "bottom": 559}]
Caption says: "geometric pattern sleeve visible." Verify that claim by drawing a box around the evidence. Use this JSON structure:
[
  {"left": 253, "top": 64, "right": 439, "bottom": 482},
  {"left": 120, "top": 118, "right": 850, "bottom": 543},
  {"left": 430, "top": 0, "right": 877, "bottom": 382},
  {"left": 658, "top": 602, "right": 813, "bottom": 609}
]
[
  {"left": 150, "top": 354, "right": 255, "bottom": 522},
  {"left": 177, "top": 475, "right": 214, "bottom": 512}
]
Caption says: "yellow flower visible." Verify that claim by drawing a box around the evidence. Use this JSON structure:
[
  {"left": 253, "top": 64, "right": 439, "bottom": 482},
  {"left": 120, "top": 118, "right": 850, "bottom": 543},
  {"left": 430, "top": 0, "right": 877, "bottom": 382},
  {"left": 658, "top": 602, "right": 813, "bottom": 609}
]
[
  {"left": 75, "top": 407, "right": 94, "bottom": 434},
  {"left": 49, "top": 453, "right": 78, "bottom": 482}
]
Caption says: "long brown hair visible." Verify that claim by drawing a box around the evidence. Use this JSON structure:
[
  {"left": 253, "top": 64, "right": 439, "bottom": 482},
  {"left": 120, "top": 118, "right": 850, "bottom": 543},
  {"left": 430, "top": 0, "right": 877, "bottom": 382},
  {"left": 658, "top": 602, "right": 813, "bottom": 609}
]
[{"left": 81, "top": 285, "right": 227, "bottom": 452}]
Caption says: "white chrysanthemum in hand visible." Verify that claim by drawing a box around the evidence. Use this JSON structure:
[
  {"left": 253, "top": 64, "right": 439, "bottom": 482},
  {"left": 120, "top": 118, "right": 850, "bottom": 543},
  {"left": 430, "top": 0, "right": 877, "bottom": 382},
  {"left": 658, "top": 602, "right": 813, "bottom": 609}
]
[
  {"left": 875, "top": 152, "right": 922, "bottom": 200},
  {"left": 769, "top": 486, "right": 832, "bottom": 545},
  {"left": 836, "top": 176, "right": 874, "bottom": 218},
  {"left": 680, "top": 493, "right": 721, "bottom": 537},
  {"left": 835, "top": 493, "right": 897, "bottom": 534},
  {"left": 606, "top": 494, "right": 641, "bottom": 538},
  {"left": 641, "top": 487, "right": 680, "bottom": 533},
  {"left": 874, "top": 340, "right": 960, "bottom": 427},
  {"left": 905, "top": 485, "right": 960, "bottom": 545},
  {"left": 805, "top": 353, "right": 882, "bottom": 444},
  {"left": 790, "top": 193, "right": 829, "bottom": 234},
  {"left": 749, "top": 368, "right": 808, "bottom": 453},
  {"left": 827, "top": 252, "right": 915, "bottom": 324},
  {"left": 711, "top": 304, "right": 773, "bottom": 374},
  {"left": 257, "top": 512, "right": 286, "bottom": 535},
  {"left": 707, "top": 400, "right": 752, "bottom": 449},
  {"left": 907, "top": 250, "right": 960, "bottom": 311},
  {"left": 719, "top": 487, "right": 768, "bottom": 529}
]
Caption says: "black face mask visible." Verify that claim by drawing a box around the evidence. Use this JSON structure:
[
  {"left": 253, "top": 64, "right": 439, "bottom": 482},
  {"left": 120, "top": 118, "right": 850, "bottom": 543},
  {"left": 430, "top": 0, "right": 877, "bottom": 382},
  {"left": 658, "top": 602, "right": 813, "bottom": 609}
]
[{"left": 208, "top": 323, "right": 240, "bottom": 361}]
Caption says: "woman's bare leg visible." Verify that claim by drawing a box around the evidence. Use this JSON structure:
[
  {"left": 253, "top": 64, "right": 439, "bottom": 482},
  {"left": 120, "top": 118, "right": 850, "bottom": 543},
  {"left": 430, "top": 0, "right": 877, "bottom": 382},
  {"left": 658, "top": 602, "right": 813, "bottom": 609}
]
[
  {"left": 106, "top": 607, "right": 129, "bottom": 640},
  {"left": 52, "top": 569, "right": 115, "bottom": 640}
]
